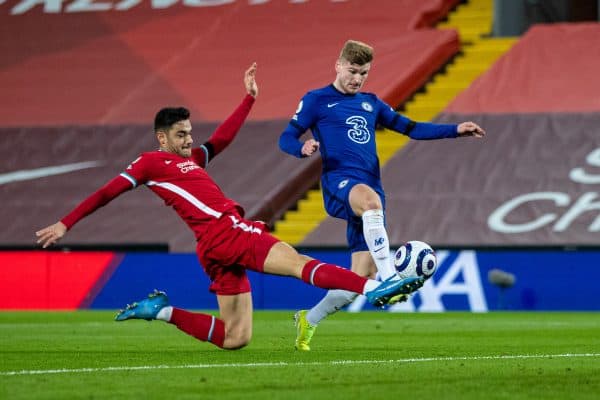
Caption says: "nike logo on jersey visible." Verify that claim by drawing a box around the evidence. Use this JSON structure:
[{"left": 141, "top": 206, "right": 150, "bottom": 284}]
[
  {"left": 165, "top": 160, "right": 172, "bottom": 165},
  {"left": 327, "top": 102, "right": 339, "bottom": 108}
]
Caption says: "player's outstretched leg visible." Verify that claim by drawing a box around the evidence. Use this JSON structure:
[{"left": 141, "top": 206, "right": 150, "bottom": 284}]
[
  {"left": 365, "top": 276, "right": 424, "bottom": 308},
  {"left": 115, "top": 289, "right": 170, "bottom": 321},
  {"left": 294, "top": 310, "right": 316, "bottom": 351},
  {"left": 114, "top": 290, "right": 228, "bottom": 348},
  {"left": 299, "top": 259, "right": 423, "bottom": 308}
]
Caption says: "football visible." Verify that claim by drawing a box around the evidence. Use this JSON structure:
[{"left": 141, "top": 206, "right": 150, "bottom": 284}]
[{"left": 394, "top": 240, "right": 437, "bottom": 280}]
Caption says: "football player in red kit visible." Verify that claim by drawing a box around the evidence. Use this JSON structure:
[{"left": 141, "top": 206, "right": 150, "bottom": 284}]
[{"left": 36, "top": 63, "right": 423, "bottom": 350}]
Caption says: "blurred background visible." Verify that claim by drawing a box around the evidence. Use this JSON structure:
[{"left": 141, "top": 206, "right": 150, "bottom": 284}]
[{"left": 1, "top": 0, "right": 599, "bottom": 312}]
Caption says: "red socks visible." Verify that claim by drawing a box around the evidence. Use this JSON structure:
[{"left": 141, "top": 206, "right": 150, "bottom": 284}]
[
  {"left": 170, "top": 308, "right": 225, "bottom": 348},
  {"left": 167, "top": 260, "right": 367, "bottom": 348},
  {"left": 301, "top": 259, "right": 367, "bottom": 294}
]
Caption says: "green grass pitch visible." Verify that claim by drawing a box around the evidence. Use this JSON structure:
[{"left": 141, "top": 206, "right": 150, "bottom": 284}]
[{"left": 1, "top": 311, "right": 599, "bottom": 399}]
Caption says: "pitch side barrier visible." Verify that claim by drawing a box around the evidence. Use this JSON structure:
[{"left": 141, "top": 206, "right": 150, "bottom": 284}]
[{"left": 1, "top": 246, "right": 598, "bottom": 311}]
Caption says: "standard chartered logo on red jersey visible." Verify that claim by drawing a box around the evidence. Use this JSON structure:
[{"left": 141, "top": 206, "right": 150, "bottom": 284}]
[{"left": 177, "top": 160, "right": 200, "bottom": 174}]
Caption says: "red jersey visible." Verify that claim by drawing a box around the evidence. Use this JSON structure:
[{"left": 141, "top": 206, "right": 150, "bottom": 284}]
[
  {"left": 120, "top": 149, "right": 243, "bottom": 239},
  {"left": 61, "top": 94, "right": 255, "bottom": 241}
]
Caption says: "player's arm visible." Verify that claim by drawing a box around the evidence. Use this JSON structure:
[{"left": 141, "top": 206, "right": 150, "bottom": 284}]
[
  {"left": 198, "top": 63, "right": 258, "bottom": 165},
  {"left": 379, "top": 101, "right": 484, "bottom": 139},
  {"left": 279, "top": 94, "right": 319, "bottom": 158},
  {"left": 35, "top": 175, "right": 134, "bottom": 248},
  {"left": 406, "top": 119, "right": 485, "bottom": 139},
  {"left": 36, "top": 153, "right": 149, "bottom": 249},
  {"left": 279, "top": 121, "right": 320, "bottom": 158},
  {"left": 385, "top": 110, "right": 458, "bottom": 139}
]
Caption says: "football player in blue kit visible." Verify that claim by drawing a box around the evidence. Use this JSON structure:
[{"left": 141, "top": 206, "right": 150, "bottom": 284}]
[{"left": 279, "top": 40, "right": 485, "bottom": 351}]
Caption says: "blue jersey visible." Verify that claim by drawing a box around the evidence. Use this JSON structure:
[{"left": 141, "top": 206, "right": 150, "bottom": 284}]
[
  {"left": 279, "top": 84, "right": 459, "bottom": 252},
  {"left": 279, "top": 84, "right": 458, "bottom": 185}
]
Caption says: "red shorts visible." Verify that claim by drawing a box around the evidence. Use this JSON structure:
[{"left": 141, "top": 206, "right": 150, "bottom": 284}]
[{"left": 196, "top": 214, "right": 280, "bottom": 295}]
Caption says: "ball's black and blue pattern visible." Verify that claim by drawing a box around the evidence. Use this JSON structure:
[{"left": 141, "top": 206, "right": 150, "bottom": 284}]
[{"left": 394, "top": 241, "right": 437, "bottom": 279}]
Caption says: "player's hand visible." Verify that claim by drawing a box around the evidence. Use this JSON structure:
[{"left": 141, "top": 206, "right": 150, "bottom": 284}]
[
  {"left": 35, "top": 221, "right": 67, "bottom": 248},
  {"left": 244, "top": 62, "right": 258, "bottom": 98},
  {"left": 301, "top": 139, "right": 320, "bottom": 157},
  {"left": 457, "top": 121, "right": 485, "bottom": 138}
]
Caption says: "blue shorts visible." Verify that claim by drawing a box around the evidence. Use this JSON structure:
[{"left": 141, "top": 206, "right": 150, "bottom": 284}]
[{"left": 321, "top": 174, "right": 386, "bottom": 253}]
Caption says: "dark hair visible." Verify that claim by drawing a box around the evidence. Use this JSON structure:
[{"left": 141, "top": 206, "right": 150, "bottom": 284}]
[{"left": 154, "top": 107, "right": 190, "bottom": 132}]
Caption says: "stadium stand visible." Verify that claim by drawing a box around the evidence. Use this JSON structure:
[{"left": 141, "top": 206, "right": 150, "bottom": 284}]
[
  {"left": 0, "top": 0, "right": 461, "bottom": 252},
  {"left": 276, "top": 0, "right": 513, "bottom": 244},
  {"left": 304, "top": 22, "right": 600, "bottom": 247}
]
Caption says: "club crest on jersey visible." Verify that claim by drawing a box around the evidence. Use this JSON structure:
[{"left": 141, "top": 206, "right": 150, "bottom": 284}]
[
  {"left": 346, "top": 115, "right": 370, "bottom": 144},
  {"left": 362, "top": 102, "right": 373, "bottom": 112},
  {"left": 177, "top": 160, "right": 200, "bottom": 173}
]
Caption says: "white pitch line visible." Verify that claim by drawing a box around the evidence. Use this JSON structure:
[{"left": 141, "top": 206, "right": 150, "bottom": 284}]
[{"left": 2, "top": 353, "right": 599, "bottom": 377}]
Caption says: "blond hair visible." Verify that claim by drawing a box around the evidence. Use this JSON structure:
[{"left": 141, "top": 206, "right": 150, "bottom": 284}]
[{"left": 339, "top": 40, "right": 374, "bottom": 65}]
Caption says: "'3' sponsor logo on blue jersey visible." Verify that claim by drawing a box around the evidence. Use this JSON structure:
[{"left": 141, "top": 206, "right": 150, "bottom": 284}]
[{"left": 346, "top": 116, "right": 370, "bottom": 144}]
